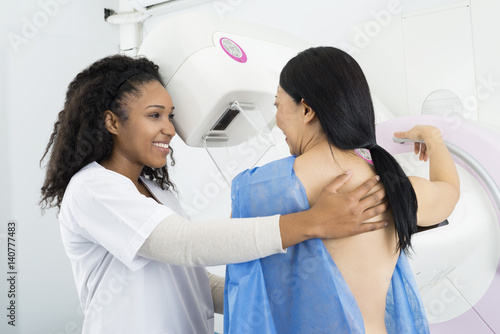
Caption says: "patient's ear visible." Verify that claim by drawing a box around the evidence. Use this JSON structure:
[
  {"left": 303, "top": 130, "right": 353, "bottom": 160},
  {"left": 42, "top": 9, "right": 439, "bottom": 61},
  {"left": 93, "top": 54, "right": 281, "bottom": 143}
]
[
  {"left": 103, "top": 110, "right": 119, "bottom": 135},
  {"left": 301, "top": 100, "right": 317, "bottom": 125}
]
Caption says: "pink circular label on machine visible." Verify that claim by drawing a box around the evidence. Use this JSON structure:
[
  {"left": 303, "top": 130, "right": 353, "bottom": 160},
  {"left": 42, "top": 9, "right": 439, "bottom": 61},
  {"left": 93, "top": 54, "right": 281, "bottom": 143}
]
[{"left": 219, "top": 37, "right": 247, "bottom": 63}]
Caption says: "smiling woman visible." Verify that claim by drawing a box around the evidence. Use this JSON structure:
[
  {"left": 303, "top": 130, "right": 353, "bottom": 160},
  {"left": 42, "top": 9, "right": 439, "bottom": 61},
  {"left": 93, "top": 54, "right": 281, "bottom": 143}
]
[
  {"left": 100, "top": 80, "right": 176, "bottom": 195},
  {"left": 38, "top": 54, "right": 389, "bottom": 333},
  {"left": 40, "top": 56, "right": 177, "bottom": 206}
]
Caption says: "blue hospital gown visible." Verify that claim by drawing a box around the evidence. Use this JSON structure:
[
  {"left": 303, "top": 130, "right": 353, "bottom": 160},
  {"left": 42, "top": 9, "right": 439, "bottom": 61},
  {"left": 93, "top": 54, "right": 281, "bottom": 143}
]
[{"left": 224, "top": 156, "right": 429, "bottom": 334}]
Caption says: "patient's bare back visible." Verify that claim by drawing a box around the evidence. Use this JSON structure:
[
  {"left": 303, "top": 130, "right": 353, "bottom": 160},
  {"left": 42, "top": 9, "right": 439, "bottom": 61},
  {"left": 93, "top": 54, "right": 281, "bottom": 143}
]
[{"left": 294, "top": 147, "right": 397, "bottom": 334}]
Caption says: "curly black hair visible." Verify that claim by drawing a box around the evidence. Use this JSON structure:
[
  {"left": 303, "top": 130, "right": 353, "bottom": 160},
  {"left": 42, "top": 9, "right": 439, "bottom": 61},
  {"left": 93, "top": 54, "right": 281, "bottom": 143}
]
[{"left": 40, "top": 54, "right": 176, "bottom": 211}]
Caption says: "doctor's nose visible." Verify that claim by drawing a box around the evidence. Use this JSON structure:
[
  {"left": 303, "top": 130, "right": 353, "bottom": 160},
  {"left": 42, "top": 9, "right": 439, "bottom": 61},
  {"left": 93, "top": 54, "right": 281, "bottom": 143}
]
[{"left": 161, "top": 118, "right": 176, "bottom": 138}]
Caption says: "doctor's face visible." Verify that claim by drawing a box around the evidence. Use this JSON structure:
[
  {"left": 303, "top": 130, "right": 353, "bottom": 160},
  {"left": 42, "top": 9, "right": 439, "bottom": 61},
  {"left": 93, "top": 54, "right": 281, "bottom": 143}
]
[
  {"left": 112, "top": 80, "right": 176, "bottom": 169},
  {"left": 275, "top": 86, "right": 305, "bottom": 156}
]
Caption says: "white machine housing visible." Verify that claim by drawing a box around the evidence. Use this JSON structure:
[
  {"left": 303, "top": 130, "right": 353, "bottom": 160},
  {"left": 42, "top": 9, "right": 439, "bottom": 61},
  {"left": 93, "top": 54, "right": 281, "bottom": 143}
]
[{"left": 138, "top": 12, "right": 312, "bottom": 148}]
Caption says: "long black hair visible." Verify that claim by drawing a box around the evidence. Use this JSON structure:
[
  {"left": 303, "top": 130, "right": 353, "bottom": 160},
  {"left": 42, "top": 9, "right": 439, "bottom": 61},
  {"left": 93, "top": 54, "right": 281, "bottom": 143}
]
[
  {"left": 40, "top": 54, "right": 176, "bottom": 211},
  {"left": 280, "top": 46, "right": 417, "bottom": 253}
]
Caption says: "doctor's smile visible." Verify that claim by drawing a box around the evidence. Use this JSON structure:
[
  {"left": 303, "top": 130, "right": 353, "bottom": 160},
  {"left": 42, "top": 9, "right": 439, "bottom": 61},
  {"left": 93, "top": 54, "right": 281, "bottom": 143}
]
[{"left": 152, "top": 141, "right": 171, "bottom": 155}]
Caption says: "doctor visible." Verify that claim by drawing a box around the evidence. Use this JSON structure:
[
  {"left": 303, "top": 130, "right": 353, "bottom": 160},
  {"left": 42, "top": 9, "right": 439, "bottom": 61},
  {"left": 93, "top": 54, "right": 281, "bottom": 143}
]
[{"left": 39, "top": 54, "right": 388, "bottom": 333}]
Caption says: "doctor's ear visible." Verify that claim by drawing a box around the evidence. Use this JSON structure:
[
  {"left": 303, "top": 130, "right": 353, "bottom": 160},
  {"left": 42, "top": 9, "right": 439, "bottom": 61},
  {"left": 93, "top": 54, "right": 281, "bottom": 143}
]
[{"left": 103, "top": 110, "right": 120, "bottom": 135}]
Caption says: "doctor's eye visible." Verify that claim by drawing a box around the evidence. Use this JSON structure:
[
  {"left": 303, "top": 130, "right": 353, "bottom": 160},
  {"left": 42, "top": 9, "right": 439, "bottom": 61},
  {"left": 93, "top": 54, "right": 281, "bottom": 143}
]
[
  {"left": 168, "top": 113, "right": 175, "bottom": 120},
  {"left": 150, "top": 113, "right": 160, "bottom": 118}
]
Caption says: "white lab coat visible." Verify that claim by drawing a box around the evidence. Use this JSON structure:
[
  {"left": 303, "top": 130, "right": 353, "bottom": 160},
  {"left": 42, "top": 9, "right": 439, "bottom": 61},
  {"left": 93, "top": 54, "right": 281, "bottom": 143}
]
[{"left": 59, "top": 162, "right": 214, "bottom": 334}]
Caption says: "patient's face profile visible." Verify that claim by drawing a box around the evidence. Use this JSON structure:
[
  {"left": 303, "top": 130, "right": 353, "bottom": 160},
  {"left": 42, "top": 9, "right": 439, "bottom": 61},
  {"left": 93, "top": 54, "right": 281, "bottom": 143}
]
[{"left": 274, "top": 86, "right": 305, "bottom": 156}]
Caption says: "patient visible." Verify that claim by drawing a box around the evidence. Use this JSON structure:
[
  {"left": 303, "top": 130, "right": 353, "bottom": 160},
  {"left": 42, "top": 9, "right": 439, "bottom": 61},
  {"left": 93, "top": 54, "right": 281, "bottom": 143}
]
[{"left": 224, "top": 47, "right": 460, "bottom": 334}]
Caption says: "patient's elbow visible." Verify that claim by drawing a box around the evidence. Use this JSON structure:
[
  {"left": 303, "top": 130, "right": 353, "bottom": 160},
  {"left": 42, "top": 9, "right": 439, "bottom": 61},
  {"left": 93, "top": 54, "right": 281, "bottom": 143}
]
[{"left": 450, "top": 183, "right": 461, "bottom": 209}]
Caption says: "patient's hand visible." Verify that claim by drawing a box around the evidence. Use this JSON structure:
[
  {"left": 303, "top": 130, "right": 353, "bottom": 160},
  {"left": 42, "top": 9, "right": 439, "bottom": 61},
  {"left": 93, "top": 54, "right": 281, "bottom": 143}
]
[
  {"left": 394, "top": 125, "right": 443, "bottom": 162},
  {"left": 311, "top": 172, "right": 388, "bottom": 239}
]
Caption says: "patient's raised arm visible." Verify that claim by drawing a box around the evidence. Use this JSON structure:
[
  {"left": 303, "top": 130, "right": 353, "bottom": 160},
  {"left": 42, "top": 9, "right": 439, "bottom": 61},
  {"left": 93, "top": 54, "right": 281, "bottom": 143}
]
[{"left": 394, "top": 125, "right": 460, "bottom": 226}]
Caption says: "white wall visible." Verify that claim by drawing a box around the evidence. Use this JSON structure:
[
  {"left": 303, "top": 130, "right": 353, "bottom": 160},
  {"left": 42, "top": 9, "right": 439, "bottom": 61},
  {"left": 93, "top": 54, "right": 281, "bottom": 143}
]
[
  {"left": 351, "top": 0, "right": 500, "bottom": 132},
  {"left": 470, "top": 0, "right": 500, "bottom": 128},
  {"left": 0, "top": 1, "right": 119, "bottom": 333}
]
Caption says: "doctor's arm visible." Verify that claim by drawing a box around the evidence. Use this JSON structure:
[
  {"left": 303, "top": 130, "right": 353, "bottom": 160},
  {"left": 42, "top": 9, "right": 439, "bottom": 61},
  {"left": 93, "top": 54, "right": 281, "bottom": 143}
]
[
  {"left": 207, "top": 271, "right": 224, "bottom": 314},
  {"left": 394, "top": 125, "right": 460, "bottom": 226},
  {"left": 138, "top": 173, "right": 388, "bottom": 267}
]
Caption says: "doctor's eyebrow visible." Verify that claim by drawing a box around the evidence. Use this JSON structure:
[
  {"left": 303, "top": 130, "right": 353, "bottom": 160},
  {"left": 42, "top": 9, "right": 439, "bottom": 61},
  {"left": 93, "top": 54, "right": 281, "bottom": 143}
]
[{"left": 145, "top": 105, "right": 175, "bottom": 111}]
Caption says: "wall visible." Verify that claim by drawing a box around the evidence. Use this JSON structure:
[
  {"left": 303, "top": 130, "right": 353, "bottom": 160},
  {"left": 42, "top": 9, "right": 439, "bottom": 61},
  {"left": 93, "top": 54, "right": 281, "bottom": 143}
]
[
  {"left": 351, "top": 0, "right": 500, "bottom": 132},
  {"left": 0, "top": 1, "right": 119, "bottom": 333}
]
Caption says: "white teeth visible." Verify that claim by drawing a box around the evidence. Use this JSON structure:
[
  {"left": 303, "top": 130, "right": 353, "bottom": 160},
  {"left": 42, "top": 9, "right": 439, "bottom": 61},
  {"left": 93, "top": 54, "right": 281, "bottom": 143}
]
[{"left": 153, "top": 142, "right": 169, "bottom": 149}]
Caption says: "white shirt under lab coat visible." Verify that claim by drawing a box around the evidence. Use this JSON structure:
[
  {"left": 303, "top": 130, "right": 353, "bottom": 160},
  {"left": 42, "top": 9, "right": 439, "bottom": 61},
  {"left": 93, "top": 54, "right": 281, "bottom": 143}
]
[{"left": 59, "top": 162, "right": 214, "bottom": 334}]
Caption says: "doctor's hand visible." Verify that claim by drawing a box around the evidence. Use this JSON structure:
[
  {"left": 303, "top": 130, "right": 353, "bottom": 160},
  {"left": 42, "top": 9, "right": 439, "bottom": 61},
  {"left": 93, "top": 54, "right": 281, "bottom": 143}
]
[
  {"left": 310, "top": 172, "right": 388, "bottom": 239},
  {"left": 279, "top": 172, "right": 388, "bottom": 249}
]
